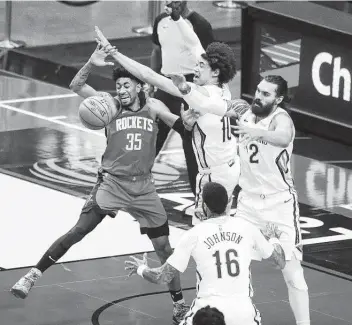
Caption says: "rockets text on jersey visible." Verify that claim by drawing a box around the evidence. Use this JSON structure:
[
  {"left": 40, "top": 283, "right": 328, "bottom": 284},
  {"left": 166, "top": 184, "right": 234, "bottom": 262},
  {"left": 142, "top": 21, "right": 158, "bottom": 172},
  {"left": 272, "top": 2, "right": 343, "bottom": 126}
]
[{"left": 101, "top": 106, "right": 158, "bottom": 176}]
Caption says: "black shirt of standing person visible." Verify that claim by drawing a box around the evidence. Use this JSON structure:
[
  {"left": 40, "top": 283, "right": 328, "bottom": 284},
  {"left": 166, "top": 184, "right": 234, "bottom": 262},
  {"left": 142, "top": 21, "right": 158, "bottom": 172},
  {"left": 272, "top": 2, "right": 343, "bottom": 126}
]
[{"left": 151, "top": 9, "right": 214, "bottom": 197}]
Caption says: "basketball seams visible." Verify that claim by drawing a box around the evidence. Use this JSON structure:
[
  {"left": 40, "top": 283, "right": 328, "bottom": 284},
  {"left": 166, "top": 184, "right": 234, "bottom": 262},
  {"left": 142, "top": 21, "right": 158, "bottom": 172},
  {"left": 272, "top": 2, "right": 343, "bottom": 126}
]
[
  {"left": 79, "top": 94, "right": 120, "bottom": 130},
  {"left": 89, "top": 98, "right": 110, "bottom": 124}
]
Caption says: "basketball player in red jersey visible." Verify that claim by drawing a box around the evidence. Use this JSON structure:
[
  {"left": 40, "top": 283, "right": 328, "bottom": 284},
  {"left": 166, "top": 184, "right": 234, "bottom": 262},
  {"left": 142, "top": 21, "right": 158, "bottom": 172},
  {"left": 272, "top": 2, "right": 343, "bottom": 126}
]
[{"left": 11, "top": 44, "right": 189, "bottom": 324}]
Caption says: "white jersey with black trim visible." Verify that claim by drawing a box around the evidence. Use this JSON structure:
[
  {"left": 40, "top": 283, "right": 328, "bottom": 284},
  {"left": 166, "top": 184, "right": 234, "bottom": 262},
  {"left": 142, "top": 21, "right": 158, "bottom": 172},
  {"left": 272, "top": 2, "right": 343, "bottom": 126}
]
[
  {"left": 239, "top": 107, "right": 295, "bottom": 195},
  {"left": 167, "top": 216, "right": 274, "bottom": 299},
  {"left": 191, "top": 84, "right": 237, "bottom": 169}
]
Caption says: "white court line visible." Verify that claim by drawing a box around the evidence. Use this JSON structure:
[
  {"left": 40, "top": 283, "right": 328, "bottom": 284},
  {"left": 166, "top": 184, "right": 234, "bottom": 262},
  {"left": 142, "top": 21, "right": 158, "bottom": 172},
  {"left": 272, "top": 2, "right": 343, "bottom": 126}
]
[
  {"left": 0, "top": 93, "right": 78, "bottom": 104},
  {"left": 50, "top": 115, "right": 67, "bottom": 120},
  {"left": 0, "top": 103, "right": 105, "bottom": 137}
]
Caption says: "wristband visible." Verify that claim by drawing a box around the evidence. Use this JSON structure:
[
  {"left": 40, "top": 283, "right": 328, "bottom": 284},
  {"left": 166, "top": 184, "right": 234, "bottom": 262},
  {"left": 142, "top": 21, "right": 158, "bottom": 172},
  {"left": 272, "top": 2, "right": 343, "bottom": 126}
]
[
  {"left": 269, "top": 238, "right": 281, "bottom": 245},
  {"left": 137, "top": 265, "right": 147, "bottom": 277}
]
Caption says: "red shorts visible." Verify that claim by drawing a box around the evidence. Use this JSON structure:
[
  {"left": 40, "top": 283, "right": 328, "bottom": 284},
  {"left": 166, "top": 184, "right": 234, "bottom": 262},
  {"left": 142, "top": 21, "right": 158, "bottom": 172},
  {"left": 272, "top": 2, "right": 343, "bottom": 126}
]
[{"left": 82, "top": 171, "right": 169, "bottom": 239}]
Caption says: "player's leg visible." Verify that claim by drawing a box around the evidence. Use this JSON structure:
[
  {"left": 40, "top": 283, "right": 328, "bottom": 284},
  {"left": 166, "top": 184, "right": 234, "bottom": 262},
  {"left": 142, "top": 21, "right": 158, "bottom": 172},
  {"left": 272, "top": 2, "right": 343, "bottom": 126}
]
[
  {"left": 11, "top": 174, "right": 114, "bottom": 299},
  {"left": 128, "top": 183, "right": 188, "bottom": 324},
  {"left": 11, "top": 192, "right": 107, "bottom": 299},
  {"left": 266, "top": 192, "right": 310, "bottom": 325}
]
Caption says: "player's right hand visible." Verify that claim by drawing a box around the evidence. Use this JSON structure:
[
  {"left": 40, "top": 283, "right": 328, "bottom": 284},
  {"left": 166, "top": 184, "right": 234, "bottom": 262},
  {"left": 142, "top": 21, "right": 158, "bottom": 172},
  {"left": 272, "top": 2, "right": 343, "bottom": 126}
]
[
  {"left": 89, "top": 43, "right": 114, "bottom": 67},
  {"left": 181, "top": 105, "right": 199, "bottom": 130}
]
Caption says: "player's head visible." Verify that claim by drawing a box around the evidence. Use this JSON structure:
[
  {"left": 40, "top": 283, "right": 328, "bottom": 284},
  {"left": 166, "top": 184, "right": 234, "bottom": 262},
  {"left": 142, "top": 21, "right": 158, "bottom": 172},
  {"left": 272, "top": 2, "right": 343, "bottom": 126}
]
[
  {"left": 164, "top": 1, "right": 188, "bottom": 16},
  {"left": 194, "top": 42, "right": 236, "bottom": 87},
  {"left": 112, "top": 66, "right": 146, "bottom": 110},
  {"left": 252, "top": 75, "right": 289, "bottom": 117},
  {"left": 193, "top": 306, "right": 226, "bottom": 325},
  {"left": 202, "top": 182, "right": 228, "bottom": 219}
]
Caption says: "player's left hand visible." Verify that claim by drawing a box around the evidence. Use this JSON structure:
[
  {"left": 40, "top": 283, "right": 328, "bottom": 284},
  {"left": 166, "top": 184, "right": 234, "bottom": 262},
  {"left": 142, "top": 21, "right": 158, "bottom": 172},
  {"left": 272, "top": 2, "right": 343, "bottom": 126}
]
[
  {"left": 231, "top": 122, "right": 263, "bottom": 145},
  {"left": 261, "top": 223, "right": 283, "bottom": 240},
  {"left": 125, "top": 253, "right": 148, "bottom": 277},
  {"left": 95, "top": 26, "right": 110, "bottom": 47}
]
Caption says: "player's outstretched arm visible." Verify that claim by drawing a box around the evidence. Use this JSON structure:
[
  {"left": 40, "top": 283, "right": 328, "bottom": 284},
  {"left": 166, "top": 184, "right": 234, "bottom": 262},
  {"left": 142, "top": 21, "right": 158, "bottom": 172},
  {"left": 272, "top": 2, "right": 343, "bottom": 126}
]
[
  {"left": 139, "top": 263, "right": 178, "bottom": 285},
  {"left": 94, "top": 26, "right": 182, "bottom": 98},
  {"left": 170, "top": 77, "right": 250, "bottom": 117},
  {"left": 267, "top": 241, "right": 286, "bottom": 270},
  {"left": 261, "top": 223, "right": 286, "bottom": 269},
  {"left": 69, "top": 44, "right": 114, "bottom": 99},
  {"left": 125, "top": 253, "right": 178, "bottom": 285}
]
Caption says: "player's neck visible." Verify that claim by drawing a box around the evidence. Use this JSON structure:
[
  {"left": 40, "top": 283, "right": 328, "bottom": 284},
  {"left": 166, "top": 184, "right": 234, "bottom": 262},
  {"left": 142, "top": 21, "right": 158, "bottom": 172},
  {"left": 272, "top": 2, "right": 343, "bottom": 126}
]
[{"left": 127, "top": 100, "right": 141, "bottom": 112}]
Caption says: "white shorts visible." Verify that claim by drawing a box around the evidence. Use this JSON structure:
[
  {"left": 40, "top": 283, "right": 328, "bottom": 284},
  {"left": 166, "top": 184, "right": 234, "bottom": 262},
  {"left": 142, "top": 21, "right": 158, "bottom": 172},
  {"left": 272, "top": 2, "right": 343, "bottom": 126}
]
[
  {"left": 180, "top": 296, "right": 261, "bottom": 325},
  {"left": 236, "top": 190, "right": 302, "bottom": 260},
  {"left": 193, "top": 157, "right": 240, "bottom": 225}
]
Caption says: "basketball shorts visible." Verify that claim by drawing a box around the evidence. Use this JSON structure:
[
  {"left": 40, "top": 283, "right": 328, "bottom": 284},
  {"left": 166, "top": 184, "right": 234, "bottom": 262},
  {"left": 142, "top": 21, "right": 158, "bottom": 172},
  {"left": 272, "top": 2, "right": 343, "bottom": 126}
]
[
  {"left": 193, "top": 156, "right": 240, "bottom": 225},
  {"left": 235, "top": 189, "right": 302, "bottom": 260},
  {"left": 82, "top": 171, "right": 169, "bottom": 239},
  {"left": 180, "top": 296, "right": 261, "bottom": 325}
]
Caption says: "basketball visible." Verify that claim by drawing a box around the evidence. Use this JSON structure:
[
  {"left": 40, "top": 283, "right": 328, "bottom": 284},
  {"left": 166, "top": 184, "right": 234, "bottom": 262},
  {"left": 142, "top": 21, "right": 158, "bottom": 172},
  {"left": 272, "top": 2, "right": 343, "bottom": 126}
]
[{"left": 79, "top": 92, "right": 121, "bottom": 130}]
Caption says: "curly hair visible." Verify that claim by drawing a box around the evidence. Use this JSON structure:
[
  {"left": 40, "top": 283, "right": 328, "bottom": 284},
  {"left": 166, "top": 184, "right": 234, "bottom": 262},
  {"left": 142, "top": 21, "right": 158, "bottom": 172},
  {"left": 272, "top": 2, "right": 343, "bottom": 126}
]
[
  {"left": 201, "top": 42, "right": 236, "bottom": 86},
  {"left": 112, "top": 66, "right": 146, "bottom": 107},
  {"left": 193, "top": 306, "right": 226, "bottom": 325}
]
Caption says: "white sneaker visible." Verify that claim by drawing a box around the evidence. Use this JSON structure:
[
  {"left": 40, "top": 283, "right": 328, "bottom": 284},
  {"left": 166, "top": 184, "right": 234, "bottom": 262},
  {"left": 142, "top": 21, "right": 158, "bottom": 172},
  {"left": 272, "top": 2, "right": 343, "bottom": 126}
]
[{"left": 11, "top": 268, "right": 42, "bottom": 299}]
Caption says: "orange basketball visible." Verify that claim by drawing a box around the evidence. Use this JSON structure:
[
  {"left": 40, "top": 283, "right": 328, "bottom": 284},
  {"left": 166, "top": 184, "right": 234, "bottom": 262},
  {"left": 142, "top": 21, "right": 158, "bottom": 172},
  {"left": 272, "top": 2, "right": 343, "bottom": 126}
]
[{"left": 79, "top": 92, "right": 121, "bottom": 130}]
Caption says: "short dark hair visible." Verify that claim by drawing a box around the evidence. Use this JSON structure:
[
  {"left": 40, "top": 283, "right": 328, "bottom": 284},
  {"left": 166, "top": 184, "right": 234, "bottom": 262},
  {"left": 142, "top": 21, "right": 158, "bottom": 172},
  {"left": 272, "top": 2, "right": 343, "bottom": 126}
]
[
  {"left": 263, "top": 75, "right": 291, "bottom": 106},
  {"left": 112, "top": 66, "right": 143, "bottom": 85},
  {"left": 202, "top": 182, "right": 228, "bottom": 215},
  {"left": 201, "top": 42, "right": 236, "bottom": 86},
  {"left": 193, "top": 306, "right": 226, "bottom": 325},
  {"left": 112, "top": 66, "right": 146, "bottom": 107}
]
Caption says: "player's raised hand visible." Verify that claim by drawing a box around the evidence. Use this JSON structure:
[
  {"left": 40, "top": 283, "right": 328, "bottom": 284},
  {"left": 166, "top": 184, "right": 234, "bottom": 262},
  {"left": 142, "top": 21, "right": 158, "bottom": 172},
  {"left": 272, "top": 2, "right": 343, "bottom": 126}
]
[
  {"left": 125, "top": 253, "right": 148, "bottom": 277},
  {"left": 94, "top": 26, "right": 110, "bottom": 47},
  {"left": 89, "top": 43, "right": 114, "bottom": 67}
]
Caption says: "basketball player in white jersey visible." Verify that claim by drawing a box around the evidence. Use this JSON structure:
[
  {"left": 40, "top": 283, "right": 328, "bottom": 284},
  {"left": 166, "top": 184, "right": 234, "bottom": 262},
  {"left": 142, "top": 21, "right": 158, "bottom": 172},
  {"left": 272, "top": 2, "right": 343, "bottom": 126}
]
[
  {"left": 94, "top": 26, "right": 241, "bottom": 225},
  {"left": 125, "top": 182, "right": 286, "bottom": 325}
]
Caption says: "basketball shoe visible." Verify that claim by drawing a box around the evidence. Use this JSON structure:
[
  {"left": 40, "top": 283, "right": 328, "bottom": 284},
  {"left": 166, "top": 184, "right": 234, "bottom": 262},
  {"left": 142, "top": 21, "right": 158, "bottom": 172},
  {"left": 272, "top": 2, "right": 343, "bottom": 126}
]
[
  {"left": 11, "top": 268, "right": 42, "bottom": 299},
  {"left": 173, "top": 301, "right": 190, "bottom": 324}
]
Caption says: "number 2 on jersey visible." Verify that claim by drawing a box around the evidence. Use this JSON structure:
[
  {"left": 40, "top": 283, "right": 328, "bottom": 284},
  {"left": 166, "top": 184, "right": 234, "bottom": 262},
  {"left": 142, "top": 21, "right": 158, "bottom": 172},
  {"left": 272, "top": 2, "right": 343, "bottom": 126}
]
[
  {"left": 126, "top": 133, "right": 141, "bottom": 150},
  {"left": 249, "top": 143, "right": 259, "bottom": 163},
  {"left": 212, "top": 249, "right": 240, "bottom": 278}
]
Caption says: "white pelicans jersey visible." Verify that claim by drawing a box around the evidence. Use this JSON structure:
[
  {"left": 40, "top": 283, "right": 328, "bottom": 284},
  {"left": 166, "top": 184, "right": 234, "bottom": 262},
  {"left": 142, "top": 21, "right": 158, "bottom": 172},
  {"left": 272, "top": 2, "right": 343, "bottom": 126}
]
[
  {"left": 167, "top": 216, "right": 274, "bottom": 298},
  {"left": 192, "top": 84, "right": 237, "bottom": 169},
  {"left": 239, "top": 107, "right": 295, "bottom": 195}
]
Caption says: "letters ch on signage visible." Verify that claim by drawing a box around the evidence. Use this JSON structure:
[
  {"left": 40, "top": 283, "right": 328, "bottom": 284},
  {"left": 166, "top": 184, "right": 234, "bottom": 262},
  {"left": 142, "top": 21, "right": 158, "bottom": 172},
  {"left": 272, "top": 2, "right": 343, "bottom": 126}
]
[{"left": 312, "top": 52, "right": 351, "bottom": 101}]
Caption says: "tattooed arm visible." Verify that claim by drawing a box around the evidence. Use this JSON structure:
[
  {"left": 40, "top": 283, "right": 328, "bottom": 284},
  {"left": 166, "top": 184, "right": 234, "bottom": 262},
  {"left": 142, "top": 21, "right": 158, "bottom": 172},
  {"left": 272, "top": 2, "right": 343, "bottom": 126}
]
[
  {"left": 69, "top": 61, "right": 98, "bottom": 98},
  {"left": 69, "top": 43, "right": 114, "bottom": 99},
  {"left": 267, "top": 240, "right": 286, "bottom": 270},
  {"left": 253, "top": 223, "right": 286, "bottom": 270},
  {"left": 140, "top": 262, "right": 179, "bottom": 285}
]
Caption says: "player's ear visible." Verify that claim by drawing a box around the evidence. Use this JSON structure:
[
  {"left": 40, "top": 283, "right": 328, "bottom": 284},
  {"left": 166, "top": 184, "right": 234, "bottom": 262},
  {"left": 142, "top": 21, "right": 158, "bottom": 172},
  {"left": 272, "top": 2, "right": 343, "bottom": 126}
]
[
  {"left": 275, "top": 96, "right": 284, "bottom": 106},
  {"left": 212, "top": 68, "right": 220, "bottom": 78},
  {"left": 135, "top": 83, "right": 142, "bottom": 93}
]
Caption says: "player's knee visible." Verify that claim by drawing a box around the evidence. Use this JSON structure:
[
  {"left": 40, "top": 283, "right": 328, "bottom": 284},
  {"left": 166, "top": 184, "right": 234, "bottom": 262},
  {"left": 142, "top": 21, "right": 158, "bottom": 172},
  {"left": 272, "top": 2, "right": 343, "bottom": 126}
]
[{"left": 282, "top": 261, "right": 308, "bottom": 291}]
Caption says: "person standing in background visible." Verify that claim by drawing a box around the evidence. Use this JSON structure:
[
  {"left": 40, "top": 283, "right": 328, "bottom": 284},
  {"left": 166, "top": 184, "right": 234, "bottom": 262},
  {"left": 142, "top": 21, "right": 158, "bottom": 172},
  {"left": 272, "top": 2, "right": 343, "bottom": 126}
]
[{"left": 151, "top": 1, "right": 214, "bottom": 196}]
